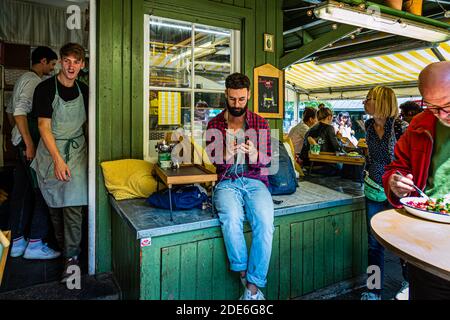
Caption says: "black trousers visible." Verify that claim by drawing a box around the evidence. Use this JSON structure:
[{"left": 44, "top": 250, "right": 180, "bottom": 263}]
[
  {"left": 8, "top": 144, "right": 50, "bottom": 240},
  {"left": 408, "top": 264, "right": 450, "bottom": 300},
  {"left": 48, "top": 206, "right": 84, "bottom": 258}
]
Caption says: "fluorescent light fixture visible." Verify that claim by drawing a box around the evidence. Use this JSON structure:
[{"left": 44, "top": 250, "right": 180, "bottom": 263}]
[
  {"left": 150, "top": 21, "right": 231, "bottom": 36},
  {"left": 314, "top": 1, "right": 450, "bottom": 43}
]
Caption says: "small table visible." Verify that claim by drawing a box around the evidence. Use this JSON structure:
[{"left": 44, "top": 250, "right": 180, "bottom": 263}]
[
  {"left": 153, "top": 164, "right": 218, "bottom": 221},
  {"left": 308, "top": 151, "right": 365, "bottom": 175},
  {"left": 371, "top": 209, "right": 450, "bottom": 282}
]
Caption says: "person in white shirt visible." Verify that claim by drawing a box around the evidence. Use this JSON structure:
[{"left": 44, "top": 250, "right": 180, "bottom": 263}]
[
  {"left": 288, "top": 107, "right": 318, "bottom": 155},
  {"left": 8, "top": 46, "right": 61, "bottom": 260}
]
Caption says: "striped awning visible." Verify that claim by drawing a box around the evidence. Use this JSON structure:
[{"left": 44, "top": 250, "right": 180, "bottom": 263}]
[{"left": 286, "top": 41, "right": 450, "bottom": 91}]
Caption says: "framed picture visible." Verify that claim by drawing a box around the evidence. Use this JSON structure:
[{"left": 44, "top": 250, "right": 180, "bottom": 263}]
[
  {"left": 264, "top": 33, "right": 274, "bottom": 52},
  {"left": 253, "top": 64, "right": 284, "bottom": 119}
]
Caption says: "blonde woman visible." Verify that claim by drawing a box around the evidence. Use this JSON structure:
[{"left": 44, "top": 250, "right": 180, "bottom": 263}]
[{"left": 361, "top": 86, "right": 408, "bottom": 300}]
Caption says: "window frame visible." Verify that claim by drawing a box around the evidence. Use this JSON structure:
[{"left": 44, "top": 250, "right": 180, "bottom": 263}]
[{"left": 143, "top": 14, "right": 240, "bottom": 162}]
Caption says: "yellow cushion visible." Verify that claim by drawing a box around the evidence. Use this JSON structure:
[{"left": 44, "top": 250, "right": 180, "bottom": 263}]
[
  {"left": 190, "top": 138, "right": 217, "bottom": 174},
  {"left": 100, "top": 159, "right": 157, "bottom": 200}
]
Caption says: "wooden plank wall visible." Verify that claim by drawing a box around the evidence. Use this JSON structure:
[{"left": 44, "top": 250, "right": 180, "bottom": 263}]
[
  {"left": 111, "top": 210, "right": 141, "bottom": 300},
  {"left": 98, "top": 0, "right": 284, "bottom": 272},
  {"left": 139, "top": 204, "right": 368, "bottom": 300}
]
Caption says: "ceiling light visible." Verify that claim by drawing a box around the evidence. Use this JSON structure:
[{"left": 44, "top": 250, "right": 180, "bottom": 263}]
[{"left": 314, "top": 1, "right": 450, "bottom": 43}]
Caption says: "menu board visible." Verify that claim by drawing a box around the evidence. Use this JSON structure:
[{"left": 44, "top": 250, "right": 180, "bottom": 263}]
[{"left": 257, "top": 76, "right": 279, "bottom": 115}]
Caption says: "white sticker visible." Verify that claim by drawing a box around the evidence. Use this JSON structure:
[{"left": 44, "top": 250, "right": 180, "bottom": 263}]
[{"left": 140, "top": 238, "right": 152, "bottom": 247}]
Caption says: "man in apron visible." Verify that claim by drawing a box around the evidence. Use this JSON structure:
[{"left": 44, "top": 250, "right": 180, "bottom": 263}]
[{"left": 30, "top": 43, "right": 88, "bottom": 283}]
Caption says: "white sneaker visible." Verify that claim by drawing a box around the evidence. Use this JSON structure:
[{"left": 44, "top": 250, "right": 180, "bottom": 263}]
[
  {"left": 10, "top": 238, "right": 28, "bottom": 257},
  {"left": 23, "top": 241, "right": 61, "bottom": 260},
  {"left": 361, "top": 292, "right": 381, "bottom": 300},
  {"left": 239, "top": 288, "right": 266, "bottom": 300},
  {"left": 395, "top": 281, "right": 409, "bottom": 300}
]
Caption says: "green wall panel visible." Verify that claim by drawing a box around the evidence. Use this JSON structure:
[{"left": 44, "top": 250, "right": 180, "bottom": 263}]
[
  {"left": 111, "top": 211, "right": 140, "bottom": 300},
  {"left": 123, "top": 203, "right": 367, "bottom": 300}
]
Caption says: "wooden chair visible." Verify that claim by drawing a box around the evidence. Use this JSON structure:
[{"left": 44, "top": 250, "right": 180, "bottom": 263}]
[
  {"left": 0, "top": 230, "right": 11, "bottom": 285},
  {"left": 283, "top": 134, "right": 304, "bottom": 177}
]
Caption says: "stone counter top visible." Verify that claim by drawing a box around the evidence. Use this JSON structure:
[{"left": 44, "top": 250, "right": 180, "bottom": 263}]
[{"left": 110, "top": 179, "right": 365, "bottom": 240}]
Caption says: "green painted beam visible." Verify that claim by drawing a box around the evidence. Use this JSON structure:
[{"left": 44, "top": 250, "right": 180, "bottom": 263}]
[
  {"left": 280, "top": 24, "right": 358, "bottom": 69},
  {"left": 340, "top": 0, "right": 450, "bottom": 29},
  {"left": 302, "top": 30, "right": 314, "bottom": 44}
]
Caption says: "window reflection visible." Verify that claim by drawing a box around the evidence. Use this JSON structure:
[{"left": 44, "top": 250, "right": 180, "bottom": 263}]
[{"left": 146, "top": 16, "right": 236, "bottom": 160}]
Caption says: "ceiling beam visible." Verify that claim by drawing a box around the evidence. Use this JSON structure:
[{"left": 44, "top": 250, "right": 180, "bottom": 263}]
[
  {"left": 280, "top": 24, "right": 359, "bottom": 69},
  {"left": 315, "top": 39, "right": 434, "bottom": 64},
  {"left": 431, "top": 47, "right": 447, "bottom": 61},
  {"left": 283, "top": 20, "right": 324, "bottom": 35},
  {"left": 307, "top": 80, "right": 418, "bottom": 94}
]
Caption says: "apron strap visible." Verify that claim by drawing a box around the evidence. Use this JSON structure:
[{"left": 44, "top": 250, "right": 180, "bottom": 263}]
[{"left": 56, "top": 134, "right": 84, "bottom": 163}]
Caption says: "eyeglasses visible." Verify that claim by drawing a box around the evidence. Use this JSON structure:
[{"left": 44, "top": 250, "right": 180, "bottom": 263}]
[{"left": 421, "top": 101, "right": 450, "bottom": 115}]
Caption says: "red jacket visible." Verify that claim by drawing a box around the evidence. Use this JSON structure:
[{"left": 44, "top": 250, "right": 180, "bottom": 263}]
[{"left": 382, "top": 111, "right": 437, "bottom": 208}]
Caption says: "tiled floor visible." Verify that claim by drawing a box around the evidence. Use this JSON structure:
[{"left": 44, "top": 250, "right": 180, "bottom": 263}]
[{"left": 331, "top": 249, "right": 405, "bottom": 300}]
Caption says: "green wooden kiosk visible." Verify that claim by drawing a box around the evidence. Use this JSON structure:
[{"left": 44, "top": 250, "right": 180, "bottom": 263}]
[{"left": 110, "top": 180, "right": 367, "bottom": 300}]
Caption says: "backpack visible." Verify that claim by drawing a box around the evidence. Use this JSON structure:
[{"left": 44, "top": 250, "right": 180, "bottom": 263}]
[
  {"left": 146, "top": 185, "right": 208, "bottom": 210},
  {"left": 267, "top": 138, "right": 298, "bottom": 195}
]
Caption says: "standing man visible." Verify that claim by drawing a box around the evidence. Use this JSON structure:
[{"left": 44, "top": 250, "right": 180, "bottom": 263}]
[
  {"left": 383, "top": 61, "right": 450, "bottom": 299},
  {"left": 8, "top": 46, "right": 61, "bottom": 260},
  {"left": 206, "top": 73, "right": 273, "bottom": 300},
  {"left": 30, "top": 43, "right": 88, "bottom": 283}
]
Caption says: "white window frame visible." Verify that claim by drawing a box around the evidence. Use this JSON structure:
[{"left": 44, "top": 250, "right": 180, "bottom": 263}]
[{"left": 143, "top": 15, "right": 240, "bottom": 162}]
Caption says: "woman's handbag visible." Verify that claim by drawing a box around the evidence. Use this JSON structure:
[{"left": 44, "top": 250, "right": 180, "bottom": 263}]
[{"left": 364, "top": 172, "right": 387, "bottom": 202}]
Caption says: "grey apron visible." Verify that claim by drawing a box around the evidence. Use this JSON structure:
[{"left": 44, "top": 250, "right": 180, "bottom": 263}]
[{"left": 31, "top": 77, "right": 87, "bottom": 208}]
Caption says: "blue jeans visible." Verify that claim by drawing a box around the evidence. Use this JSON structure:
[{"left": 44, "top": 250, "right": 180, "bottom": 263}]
[
  {"left": 213, "top": 177, "right": 274, "bottom": 288},
  {"left": 366, "top": 198, "right": 392, "bottom": 294}
]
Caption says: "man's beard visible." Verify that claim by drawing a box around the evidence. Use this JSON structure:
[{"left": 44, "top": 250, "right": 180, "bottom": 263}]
[{"left": 227, "top": 103, "right": 248, "bottom": 117}]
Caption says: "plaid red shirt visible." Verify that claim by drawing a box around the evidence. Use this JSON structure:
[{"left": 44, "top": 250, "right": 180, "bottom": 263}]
[{"left": 206, "top": 110, "right": 272, "bottom": 186}]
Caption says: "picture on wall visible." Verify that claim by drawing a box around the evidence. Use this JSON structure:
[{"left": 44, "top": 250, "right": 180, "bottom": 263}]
[{"left": 254, "top": 64, "right": 284, "bottom": 119}]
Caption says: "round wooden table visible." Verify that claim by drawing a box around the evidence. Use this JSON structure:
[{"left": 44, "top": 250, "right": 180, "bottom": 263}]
[{"left": 371, "top": 209, "right": 450, "bottom": 282}]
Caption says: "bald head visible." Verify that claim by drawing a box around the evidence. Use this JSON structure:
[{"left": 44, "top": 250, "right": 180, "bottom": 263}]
[
  {"left": 418, "top": 62, "right": 450, "bottom": 97},
  {"left": 419, "top": 61, "right": 450, "bottom": 126}
]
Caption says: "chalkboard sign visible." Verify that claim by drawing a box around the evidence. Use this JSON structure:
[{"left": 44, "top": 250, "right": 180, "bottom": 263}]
[
  {"left": 258, "top": 76, "right": 279, "bottom": 114},
  {"left": 254, "top": 64, "right": 284, "bottom": 119}
]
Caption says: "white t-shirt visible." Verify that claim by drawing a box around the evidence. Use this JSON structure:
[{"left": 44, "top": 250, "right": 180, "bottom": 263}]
[{"left": 9, "top": 71, "right": 42, "bottom": 146}]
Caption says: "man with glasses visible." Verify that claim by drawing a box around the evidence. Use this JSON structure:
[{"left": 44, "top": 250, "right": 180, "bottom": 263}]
[{"left": 383, "top": 61, "right": 450, "bottom": 299}]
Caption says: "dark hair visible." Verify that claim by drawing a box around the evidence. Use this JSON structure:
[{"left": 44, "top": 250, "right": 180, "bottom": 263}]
[
  {"left": 317, "top": 107, "right": 333, "bottom": 121},
  {"left": 225, "top": 73, "right": 250, "bottom": 90},
  {"left": 31, "top": 46, "right": 58, "bottom": 65},
  {"left": 318, "top": 103, "right": 325, "bottom": 109},
  {"left": 302, "top": 107, "right": 317, "bottom": 123},
  {"left": 336, "top": 111, "right": 352, "bottom": 127},
  {"left": 60, "top": 43, "right": 86, "bottom": 62},
  {"left": 399, "top": 101, "right": 422, "bottom": 114}
]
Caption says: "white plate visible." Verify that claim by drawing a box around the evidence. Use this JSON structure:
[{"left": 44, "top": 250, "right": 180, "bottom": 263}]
[{"left": 400, "top": 197, "right": 450, "bottom": 224}]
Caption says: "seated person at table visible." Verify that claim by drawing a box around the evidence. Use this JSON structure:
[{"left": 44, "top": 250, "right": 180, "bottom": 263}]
[
  {"left": 399, "top": 100, "right": 423, "bottom": 124},
  {"left": 383, "top": 62, "right": 450, "bottom": 300},
  {"left": 288, "top": 107, "right": 317, "bottom": 155},
  {"left": 299, "top": 107, "right": 342, "bottom": 174},
  {"left": 206, "top": 73, "right": 273, "bottom": 301}
]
